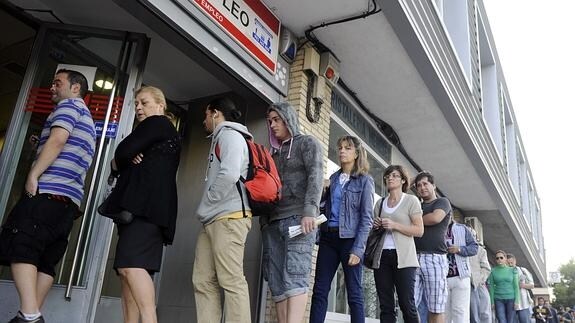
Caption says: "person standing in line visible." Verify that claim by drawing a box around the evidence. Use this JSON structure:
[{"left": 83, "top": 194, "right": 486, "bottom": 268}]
[
  {"left": 367, "top": 165, "right": 423, "bottom": 323},
  {"left": 0, "top": 69, "right": 95, "bottom": 323},
  {"left": 545, "top": 300, "right": 559, "bottom": 323},
  {"left": 413, "top": 171, "right": 452, "bottom": 323},
  {"left": 193, "top": 98, "right": 253, "bottom": 323},
  {"left": 506, "top": 253, "right": 535, "bottom": 323},
  {"left": 532, "top": 297, "right": 551, "bottom": 323},
  {"left": 468, "top": 228, "right": 492, "bottom": 323},
  {"left": 488, "top": 250, "right": 520, "bottom": 323},
  {"left": 444, "top": 218, "right": 478, "bottom": 322},
  {"left": 561, "top": 307, "right": 574, "bottom": 322},
  {"left": 310, "top": 135, "right": 374, "bottom": 323},
  {"left": 556, "top": 306, "right": 569, "bottom": 323},
  {"left": 262, "top": 102, "right": 323, "bottom": 323},
  {"left": 110, "top": 86, "right": 181, "bottom": 323}
]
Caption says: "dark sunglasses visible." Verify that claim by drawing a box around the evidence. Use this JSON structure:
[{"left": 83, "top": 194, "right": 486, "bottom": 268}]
[{"left": 496, "top": 256, "right": 505, "bottom": 260}]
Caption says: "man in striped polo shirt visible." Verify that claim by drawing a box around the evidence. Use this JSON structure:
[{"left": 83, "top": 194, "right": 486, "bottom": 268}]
[{"left": 0, "top": 69, "right": 96, "bottom": 323}]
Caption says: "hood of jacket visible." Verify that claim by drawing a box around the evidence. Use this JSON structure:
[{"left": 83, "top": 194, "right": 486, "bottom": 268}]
[
  {"left": 204, "top": 121, "right": 252, "bottom": 181},
  {"left": 267, "top": 102, "right": 301, "bottom": 151},
  {"left": 263, "top": 103, "right": 324, "bottom": 223},
  {"left": 212, "top": 121, "right": 252, "bottom": 141}
]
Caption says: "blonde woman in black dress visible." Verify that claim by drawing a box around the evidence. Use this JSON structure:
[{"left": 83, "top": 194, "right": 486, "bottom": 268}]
[{"left": 109, "top": 86, "right": 180, "bottom": 323}]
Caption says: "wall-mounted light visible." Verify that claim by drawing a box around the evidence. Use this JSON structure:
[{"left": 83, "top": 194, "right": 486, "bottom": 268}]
[{"left": 95, "top": 79, "right": 114, "bottom": 90}]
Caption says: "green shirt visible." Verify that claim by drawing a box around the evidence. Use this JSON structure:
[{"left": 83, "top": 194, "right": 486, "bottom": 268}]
[{"left": 487, "top": 264, "right": 520, "bottom": 304}]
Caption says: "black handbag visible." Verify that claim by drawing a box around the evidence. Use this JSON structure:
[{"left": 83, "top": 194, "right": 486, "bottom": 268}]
[
  {"left": 364, "top": 199, "right": 385, "bottom": 269},
  {"left": 97, "top": 196, "right": 133, "bottom": 224},
  {"left": 97, "top": 173, "right": 133, "bottom": 224},
  {"left": 364, "top": 229, "right": 383, "bottom": 269},
  {"left": 319, "top": 182, "right": 330, "bottom": 215}
]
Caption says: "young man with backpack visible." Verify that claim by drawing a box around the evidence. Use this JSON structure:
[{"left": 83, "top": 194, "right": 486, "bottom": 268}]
[
  {"left": 263, "top": 102, "right": 324, "bottom": 323},
  {"left": 193, "top": 97, "right": 253, "bottom": 323}
]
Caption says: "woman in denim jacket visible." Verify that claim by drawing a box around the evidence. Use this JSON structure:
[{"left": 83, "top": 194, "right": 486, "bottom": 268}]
[{"left": 310, "top": 135, "right": 374, "bottom": 323}]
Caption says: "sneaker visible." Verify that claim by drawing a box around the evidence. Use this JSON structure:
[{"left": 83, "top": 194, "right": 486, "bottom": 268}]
[{"left": 8, "top": 311, "right": 45, "bottom": 323}]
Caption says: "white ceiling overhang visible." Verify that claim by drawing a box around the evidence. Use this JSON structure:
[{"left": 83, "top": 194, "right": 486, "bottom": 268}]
[
  {"left": 264, "top": 0, "right": 495, "bottom": 211},
  {"left": 264, "top": 0, "right": 548, "bottom": 285}
]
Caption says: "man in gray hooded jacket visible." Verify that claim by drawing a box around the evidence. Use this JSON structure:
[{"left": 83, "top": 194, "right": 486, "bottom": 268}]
[
  {"left": 263, "top": 102, "right": 324, "bottom": 323},
  {"left": 193, "top": 97, "right": 252, "bottom": 323}
]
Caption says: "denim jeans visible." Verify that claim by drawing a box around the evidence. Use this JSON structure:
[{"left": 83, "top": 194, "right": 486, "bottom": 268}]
[
  {"left": 418, "top": 292, "right": 428, "bottom": 323},
  {"left": 262, "top": 215, "right": 315, "bottom": 302},
  {"left": 515, "top": 308, "right": 531, "bottom": 323},
  {"left": 470, "top": 284, "right": 491, "bottom": 323},
  {"left": 310, "top": 231, "right": 364, "bottom": 323},
  {"left": 495, "top": 298, "right": 516, "bottom": 323},
  {"left": 373, "top": 249, "right": 419, "bottom": 323}
]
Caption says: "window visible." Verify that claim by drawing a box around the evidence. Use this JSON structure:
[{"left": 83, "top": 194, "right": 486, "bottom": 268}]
[
  {"left": 504, "top": 95, "right": 520, "bottom": 201},
  {"left": 478, "top": 13, "right": 505, "bottom": 162},
  {"left": 435, "top": 0, "right": 473, "bottom": 87},
  {"left": 518, "top": 151, "right": 530, "bottom": 224}
]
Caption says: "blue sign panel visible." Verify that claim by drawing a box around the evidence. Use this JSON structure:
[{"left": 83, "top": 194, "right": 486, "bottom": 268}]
[{"left": 95, "top": 121, "right": 118, "bottom": 138}]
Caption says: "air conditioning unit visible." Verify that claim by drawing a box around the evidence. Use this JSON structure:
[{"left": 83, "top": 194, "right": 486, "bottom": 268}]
[{"left": 464, "top": 216, "right": 484, "bottom": 243}]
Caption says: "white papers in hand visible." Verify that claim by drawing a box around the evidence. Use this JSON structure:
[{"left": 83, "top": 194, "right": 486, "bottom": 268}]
[{"left": 288, "top": 214, "right": 327, "bottom": 238}]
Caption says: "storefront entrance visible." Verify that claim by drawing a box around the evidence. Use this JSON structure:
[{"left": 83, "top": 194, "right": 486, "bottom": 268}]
[
  {"left": 0, "top": 22, "right": 149, "bottom": 322},
  {"left": 0, "top": 2, "right": 276, "bottom": 320}
]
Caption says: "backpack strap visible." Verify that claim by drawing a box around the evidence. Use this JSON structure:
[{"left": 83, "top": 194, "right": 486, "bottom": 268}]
[
  {"left": 236, "top": 181, "right": 247, "bottom": 218},
  {"left": 238, "top": 136, "right": 252, "bottom": 218},
  {"left": 235, "top": 136, "right": 250, "bottom": 218}
]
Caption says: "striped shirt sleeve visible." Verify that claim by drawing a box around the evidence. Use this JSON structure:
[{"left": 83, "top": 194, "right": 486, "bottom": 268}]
[{"left": 50, "top": 101, "right": 82, "bottom": 133}]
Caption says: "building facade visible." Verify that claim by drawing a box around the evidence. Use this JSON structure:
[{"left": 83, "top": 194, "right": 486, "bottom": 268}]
[{"left": 0, "top": 0, "right": 545, "bottom": 322}]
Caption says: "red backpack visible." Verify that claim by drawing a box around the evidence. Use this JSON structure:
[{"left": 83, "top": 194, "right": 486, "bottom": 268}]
[{"left": 215, "top": 134, "right": 282, "bottom": 217}]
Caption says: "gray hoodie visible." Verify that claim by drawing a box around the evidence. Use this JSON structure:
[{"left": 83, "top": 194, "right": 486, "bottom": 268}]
[
  {"left": 267, "top": 102, "right": 323, "bottom": 222},
  {"left": 196, "top": 121, "right": 252, "bottom": 224}
]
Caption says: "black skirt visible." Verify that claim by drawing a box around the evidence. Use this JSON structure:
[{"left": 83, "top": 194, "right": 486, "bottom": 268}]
[{"left": 113, "top": 216, "right": 164, "bottom": 274}]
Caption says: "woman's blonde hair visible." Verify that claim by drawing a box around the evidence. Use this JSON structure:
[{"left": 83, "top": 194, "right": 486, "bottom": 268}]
[
  {"left": 337, "top": 135, "right": 370, "bottom": 176},
  {"left": 135, "top": 86, "right": 167, "bottom": 113}
]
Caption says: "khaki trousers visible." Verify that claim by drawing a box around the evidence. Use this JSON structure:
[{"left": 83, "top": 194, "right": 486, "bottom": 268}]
[{"left": 192, "top": 217, "right": 252, "bottom": 323}]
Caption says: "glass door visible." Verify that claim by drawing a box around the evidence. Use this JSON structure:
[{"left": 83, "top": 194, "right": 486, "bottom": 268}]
[{"left": 0, "top": 23, "right": 148, "bottom": 323}]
